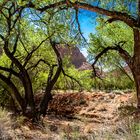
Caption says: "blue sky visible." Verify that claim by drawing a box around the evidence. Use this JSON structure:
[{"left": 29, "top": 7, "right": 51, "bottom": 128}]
[
  {"left": 79, "top": 10, "right": 96, "bottom": 39},
  {"left": 78, "top": 10, "right": 97, "bottom": 57}
]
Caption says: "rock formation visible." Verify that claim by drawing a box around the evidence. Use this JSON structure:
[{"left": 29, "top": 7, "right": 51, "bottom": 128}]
[{"left": 56, "top": 44, "right": 92, "bottom": 70}]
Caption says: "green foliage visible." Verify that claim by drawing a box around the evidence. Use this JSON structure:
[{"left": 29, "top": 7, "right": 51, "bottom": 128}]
[
  {"left": 104, "top": 75, "right": 134, "bottom": 90},
  {"left": 55, "top": 68, "right": 93, "bottom": 91},
  {"left": 88, "top": 19, "right": 133, "bottom": 69},
  {"left": 91, "top": 76, "right": 134, "bottom": 91},
  {"left": 66, "top": 68, "right": 93, "bottom": 90},
  {"left": 88, "top": 15, "right": 134, "bottom": 90}
]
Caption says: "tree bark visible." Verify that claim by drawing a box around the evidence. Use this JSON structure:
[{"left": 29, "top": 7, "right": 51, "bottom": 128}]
[
  {"left": 39, "top": 84, "right": 53, "bottom": 117},
  {"left": 39, "top": 66, "right": 62, "bottom": 116},
  {"left": 132, "top": 29, "right": 140, "bottom": 109},
  {"left": 21, "top": 70, "right": 36, "bottom": 116}
]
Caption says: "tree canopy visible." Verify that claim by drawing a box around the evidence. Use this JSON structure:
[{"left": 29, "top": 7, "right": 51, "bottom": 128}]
[{"left": 0, "top": 0, "right": 140, "bottom": 120}]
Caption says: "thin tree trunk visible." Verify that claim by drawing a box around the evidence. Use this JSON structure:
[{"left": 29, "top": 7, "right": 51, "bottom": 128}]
[
  {"left": 22, "top": 70, "right": 36, "bottom": 114},
  {"left": 39, "top": 84, "right": 53, "bottom": 116},
  {"left": 39, "top": 66, "right": 62, "bottom": 116},
  {"left": 132, "top": 28, "right": 140, "bottom": 109},
  {"left": 133, "top": 75, "right": 140, "bottom": 109},
  {"left": 39, "top": 42, "right": 62, "bottom": 117}
]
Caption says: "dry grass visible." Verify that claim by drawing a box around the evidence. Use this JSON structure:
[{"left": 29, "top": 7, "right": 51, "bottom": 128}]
[
  {"left": 0, "top": 91, "right": 139, "bottom": 140},
  {"left": 0, "top": 108, "right": 17, "bottom": 140}
]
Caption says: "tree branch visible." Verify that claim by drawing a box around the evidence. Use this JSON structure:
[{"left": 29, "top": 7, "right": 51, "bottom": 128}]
[
  {"left": 11, "top": 32, "right": 20, "bottom": 55},
  {"left": 49, "top": 40, "right": 62, "bottom": 85},
  {"left": 11, "top": 7, "right": 23, "bottom": 30},
  {"left": 23, "top": 33, "right": 54, "bottom": 67},
  {"left": 0, "top": 34, "right": 4, "bottom": 41},
  {"left": 75, "top": 8, "right": 88, "bottom": 44},
  {"left": 116, "top": 63, "right": 134, "bottom": 82},
  {"left": 19, "top": 37, "right": 29, "bottom": 54},
  {"left": 71, "top": 1, "right": 137, "bottom": 28},
  {"left": 92, "top": 41, "right": 132, "bottom": 77},
  {"left": 106, "top": 17, "right": 120, "bottom": 23},
  {"left": 0, "top": 66, "right": 19, "bottom": 77},
  {"left": 4, "top": 40, "right": 23, "bottom": 71},
  {"left": 61, "top": 68, "right": 82, "bottom": 89},
  {"left": 27, "top": 0, "right": 66, "bottom": 12},
  {"left": 27, "top": 59, "right": 54, "bottom": 70}
]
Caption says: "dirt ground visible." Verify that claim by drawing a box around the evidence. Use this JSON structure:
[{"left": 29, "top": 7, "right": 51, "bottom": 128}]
[{"left": 11, "top": 91, "right": 140, "bottom": 140}]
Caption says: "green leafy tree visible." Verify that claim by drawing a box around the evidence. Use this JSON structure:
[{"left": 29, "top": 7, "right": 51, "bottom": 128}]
[
  {"left": 88, "top": 18, "right": 134, "bottom": 88},
  {"left": 0, "top": 0, "right": 83, "bottom": 120}
]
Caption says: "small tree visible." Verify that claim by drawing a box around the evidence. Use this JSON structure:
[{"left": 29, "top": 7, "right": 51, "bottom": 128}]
[{"left": 0, "top": 0, "right": 82, "bottom": 120}]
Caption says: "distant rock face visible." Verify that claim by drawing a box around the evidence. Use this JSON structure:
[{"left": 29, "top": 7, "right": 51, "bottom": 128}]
[
  {"left": 78, "top": 62, "right": 92, "bottom": 71},
  {"left": 57, "top": 44, "right": 92, "bottom": 70}
]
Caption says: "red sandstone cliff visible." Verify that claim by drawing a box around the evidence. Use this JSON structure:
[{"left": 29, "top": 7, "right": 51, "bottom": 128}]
[{"left": 56, "top": 45, "right": 92, "bottom": 70}]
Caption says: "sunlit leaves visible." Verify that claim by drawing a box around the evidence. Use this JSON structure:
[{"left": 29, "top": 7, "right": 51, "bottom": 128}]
[
  {"left": 17, "top": 0, "right": 28, "bottom": 6},
  {"left": 88, "top": 18, "right": 134, "bottom": 71}
]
